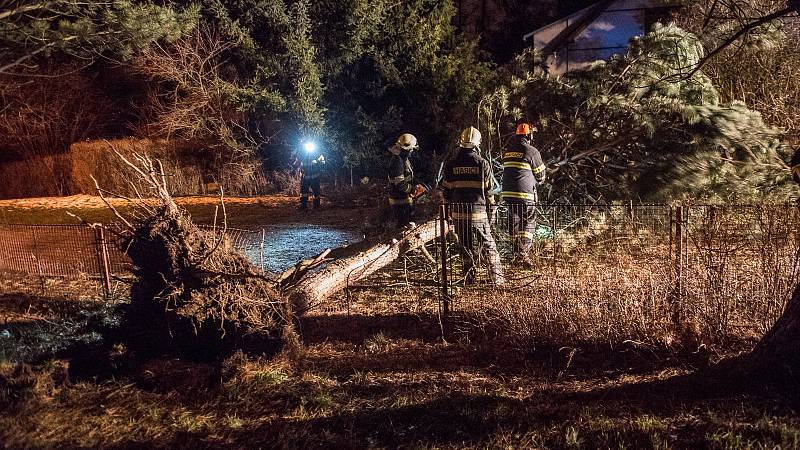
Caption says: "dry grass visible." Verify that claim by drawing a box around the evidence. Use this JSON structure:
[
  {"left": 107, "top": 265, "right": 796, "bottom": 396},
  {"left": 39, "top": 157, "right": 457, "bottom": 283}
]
[
  {"left": 450, "top": 249, "right": 788, "bottom": 358},
  {"left": 1, "top": 306, "right": 799, "bottom": 449}
]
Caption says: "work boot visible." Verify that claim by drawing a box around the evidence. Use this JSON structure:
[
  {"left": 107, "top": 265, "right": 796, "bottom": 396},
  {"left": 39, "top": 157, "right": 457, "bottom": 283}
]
[
  {"left": 464, "top": 267, "right": 477, "bottom": 285},
  {"left": 512, "top": 254, "right": 535, "bottom": 269}
]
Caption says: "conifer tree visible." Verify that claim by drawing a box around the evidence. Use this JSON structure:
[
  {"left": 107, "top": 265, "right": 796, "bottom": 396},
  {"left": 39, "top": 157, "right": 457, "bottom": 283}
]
[{"left": 482, "top": 23, "right": 791, "bottom": 203}]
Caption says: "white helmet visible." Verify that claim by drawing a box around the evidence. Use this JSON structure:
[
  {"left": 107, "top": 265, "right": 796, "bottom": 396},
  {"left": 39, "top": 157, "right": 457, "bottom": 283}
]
[
  {"left": 396, "top": 133, "right": 418, "bottom": 150},
  {"left": 459, "top": 126, "right": 482, "bottom": 148}
]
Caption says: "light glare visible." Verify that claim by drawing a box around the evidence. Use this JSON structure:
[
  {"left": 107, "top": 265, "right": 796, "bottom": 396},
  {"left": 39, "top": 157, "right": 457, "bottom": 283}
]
[{"left": 304, "top": 142, "right": 317, "bottom": 153}]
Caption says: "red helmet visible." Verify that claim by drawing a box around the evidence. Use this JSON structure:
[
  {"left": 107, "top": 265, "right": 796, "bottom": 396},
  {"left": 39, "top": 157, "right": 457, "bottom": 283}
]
[{"left": 515, "top": 123, "right": 537, "bottom": 135}]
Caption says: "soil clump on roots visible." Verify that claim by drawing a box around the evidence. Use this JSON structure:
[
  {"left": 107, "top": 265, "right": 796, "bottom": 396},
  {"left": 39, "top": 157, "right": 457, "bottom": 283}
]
[{"left": 98, "top": 152, "right": 291, "bottom": 359}]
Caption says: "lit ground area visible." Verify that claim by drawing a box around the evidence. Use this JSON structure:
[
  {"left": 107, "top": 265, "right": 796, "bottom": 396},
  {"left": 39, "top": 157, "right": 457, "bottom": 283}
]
[{"left": 0, "top": 193, "right": 373, "bottom": 230}]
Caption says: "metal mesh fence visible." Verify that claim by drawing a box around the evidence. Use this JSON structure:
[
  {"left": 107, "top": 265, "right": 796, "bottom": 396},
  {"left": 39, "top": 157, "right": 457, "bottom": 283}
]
[
  {"left": 2, "top": 204, "right": 797, "bottom": 338},
  {"left": 433, "top": 203, "right": 800, "bottom": 338},
  {"left": 0, "top": 223, "right": 263, "bottom": 297},
  {"left": 680, "top": 205, "right": 800, "bottom": 335},
  {"left": 0, "top": 224, "right": 108, "bottom": 277}
]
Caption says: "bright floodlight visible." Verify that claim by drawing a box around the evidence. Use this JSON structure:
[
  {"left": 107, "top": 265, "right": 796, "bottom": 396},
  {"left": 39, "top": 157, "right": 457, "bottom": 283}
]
[{"left": 304, "top": 141, "right": 317, "bottom": 153}]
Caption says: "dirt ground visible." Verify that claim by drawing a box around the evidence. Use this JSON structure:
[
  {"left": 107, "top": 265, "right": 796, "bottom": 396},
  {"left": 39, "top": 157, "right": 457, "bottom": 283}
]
[
  {"left": 0, "top": 193, "right": 378, "bottom": 230},
  {"left": 1, "top": 197, "right": 799, "bottom": 449}
]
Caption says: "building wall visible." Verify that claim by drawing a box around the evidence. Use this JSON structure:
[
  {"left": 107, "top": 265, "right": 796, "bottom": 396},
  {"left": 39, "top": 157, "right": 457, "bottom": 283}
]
[{"left": 531, "top": 0, "right": 674, "bottom": 74}]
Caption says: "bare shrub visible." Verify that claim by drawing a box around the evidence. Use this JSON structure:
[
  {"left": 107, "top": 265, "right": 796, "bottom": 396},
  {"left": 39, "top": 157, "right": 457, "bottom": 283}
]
[
  {"left": 68, "top": 138, "right": 288, "bottom": 197},
  {"left": 0, "top": 154, "right": 72, "bottom": 198},
  {"left": 264, "top": 170, "right": 301, "bottom": 196},
  {"left": 0, "top": 67, "right": 118, "bottom": 160},
  {"left": 132, "top": 26, "right": 260, "bottom": 158},
  {"left": 216, "top": 161, "right": 271, "bottom": 197}
]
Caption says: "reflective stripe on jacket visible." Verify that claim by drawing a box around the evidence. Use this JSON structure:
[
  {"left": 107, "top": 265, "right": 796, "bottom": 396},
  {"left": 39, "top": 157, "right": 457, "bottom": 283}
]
[
  {"left": 441, "top": 146, "right": 495, "bottom": 212},
  {"left": 501, "top": 137, "right": 545, "bottom": 203},
  {"left": 388, "top": 153, "right": 414, "bottom": 205}
]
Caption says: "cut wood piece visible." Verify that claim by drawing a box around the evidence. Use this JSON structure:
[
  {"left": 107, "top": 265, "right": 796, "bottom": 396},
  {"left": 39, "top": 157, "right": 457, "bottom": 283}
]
[
  {"left": 276, "top": 248, "right": 332, "bottom": 286},
  {"left": 288, "top": 219, "right": 440, "bottom": 312}
]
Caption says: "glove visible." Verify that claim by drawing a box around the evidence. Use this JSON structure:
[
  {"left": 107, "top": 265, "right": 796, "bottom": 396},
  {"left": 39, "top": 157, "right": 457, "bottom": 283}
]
[{"left": 411, "top": 183, "right": 428, "bottom": 199}]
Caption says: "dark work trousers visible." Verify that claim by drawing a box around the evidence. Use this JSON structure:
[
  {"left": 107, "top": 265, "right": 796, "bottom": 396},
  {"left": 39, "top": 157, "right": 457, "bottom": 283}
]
[
  {"left": 449, "top": 204, "right": 504, "bottom": 285},
  {"left": 506, "top": 202, "right": 537, "bottom": 256},
  {"left": 391, "top": 204, "right": 414, "bottom": 229},
  {"left": 300, "top": 176, "right": 321, "bottom": 208}
]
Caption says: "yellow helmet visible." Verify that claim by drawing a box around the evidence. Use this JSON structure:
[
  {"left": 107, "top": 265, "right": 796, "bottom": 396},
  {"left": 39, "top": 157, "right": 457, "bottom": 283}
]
[
  {"left": 459, "top": 126, "right": 482, "bottom": 148},
  {"left": 396, "top": 133, "right": 418, "bottom": 150}
]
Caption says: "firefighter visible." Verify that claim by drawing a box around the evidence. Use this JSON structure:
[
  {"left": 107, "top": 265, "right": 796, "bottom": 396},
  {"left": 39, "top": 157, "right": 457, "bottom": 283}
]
[
  {"left": 441, "top": 126, "right": 505, "bottom": 286},
  {"left": 502, "top": 123, "right": 546, "bottom": 267},
  {"left": 387, "top": 133, "right": 427, "bottom": 229},
  {"left": 294, "top": 141, "right": 326, "bottom": 209}
]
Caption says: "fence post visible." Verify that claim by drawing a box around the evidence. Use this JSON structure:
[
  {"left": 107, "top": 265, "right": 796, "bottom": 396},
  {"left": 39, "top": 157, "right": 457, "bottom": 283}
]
[
  {"left": 439, "top": 204, "right": 450, "bottom": 318},
  {"left": 260, "top": 228, "right": 266, "bottom": 273},
  {"left": 94, "top": 225, "right": 112, "bottom": 299},
  {"left": 672, "top": 206, "right": 684, "bottom": 324},
  {"left": 552, "top": 205, "right": 558, "bottom": 278}
]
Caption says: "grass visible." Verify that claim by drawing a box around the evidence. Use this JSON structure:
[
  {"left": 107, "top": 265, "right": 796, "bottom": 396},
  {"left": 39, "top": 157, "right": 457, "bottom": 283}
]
[
  {"left": 3, "top": 340, "right": 799, "bottom": 448},
  {"left": 1, "top": 284, "right": 799, "bottom": 449},
  {"left": 0, "top": 194, "right": 374, "bottom": 229}
]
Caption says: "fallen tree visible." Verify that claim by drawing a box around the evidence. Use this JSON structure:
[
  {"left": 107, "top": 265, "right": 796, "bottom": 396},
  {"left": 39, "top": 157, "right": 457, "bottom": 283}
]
[
  {"left": 747, "top": 282, "right": 800, "bottom": 381},
  {"left": 279, "top": 220, "right": 441, "bottom": 312}
]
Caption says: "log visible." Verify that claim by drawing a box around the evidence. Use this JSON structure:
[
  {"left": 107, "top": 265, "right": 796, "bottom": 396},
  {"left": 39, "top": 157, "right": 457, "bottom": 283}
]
[
  {"left": 287, "top": 220, "right": 440, "bottom": 312},
  {"left": 747, "top": 281, "right": 800, "bottom": 379}
]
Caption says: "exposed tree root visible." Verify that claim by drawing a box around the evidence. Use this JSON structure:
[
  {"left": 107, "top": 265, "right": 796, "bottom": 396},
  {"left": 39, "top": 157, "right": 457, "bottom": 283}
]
[{"left": 97, "top": 150, "right": 290, "bottom": 357}]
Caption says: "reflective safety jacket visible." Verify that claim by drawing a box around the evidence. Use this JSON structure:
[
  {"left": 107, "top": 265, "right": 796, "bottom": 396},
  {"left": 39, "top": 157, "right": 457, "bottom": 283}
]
[
  {"left": 388, "top": 153, "right": 414, "bottom": 205},
  {"left": 295, "top": 152, "right": 326, "bottom": 179},
  {"left": 501, "top": 136, "right": 545, "bottom": 203},
  {"left": 441, "top": 146, "right": 496, "bottom": 218},
  {"left": 792, "top": 148, "right": 800, "bottom": 185}
]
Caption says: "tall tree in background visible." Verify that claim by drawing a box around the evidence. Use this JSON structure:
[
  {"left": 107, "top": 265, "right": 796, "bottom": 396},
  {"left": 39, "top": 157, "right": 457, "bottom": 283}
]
[
  {"left": 0, "top": 0, "right": 198, "bottom": 74},
  {"left": 311, "top": 0, "right": 493, "bottom": 181},
  {"left": 0, "top": 1, "right": 199, "bottom": 163}
]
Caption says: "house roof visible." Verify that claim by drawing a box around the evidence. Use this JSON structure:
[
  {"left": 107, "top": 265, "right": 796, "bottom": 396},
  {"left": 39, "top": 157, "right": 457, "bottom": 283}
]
[{"left": 522, "top": 0, "right": 679, "bottom": 72}]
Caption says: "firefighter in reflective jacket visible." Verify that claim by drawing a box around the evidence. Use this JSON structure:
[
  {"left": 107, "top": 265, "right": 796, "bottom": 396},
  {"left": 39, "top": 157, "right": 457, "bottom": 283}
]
[
  {"left": 502, "top": 123, "right": 546, "bottom": 267},
  {"left": 387, "top": 133, "right": 427, "bottom": 228},
  {"left": 441, "top": 126, "right": 505, "bottom": 286},
  {"left": 294, "top": 141, "right": 325, "bottom": 209}
]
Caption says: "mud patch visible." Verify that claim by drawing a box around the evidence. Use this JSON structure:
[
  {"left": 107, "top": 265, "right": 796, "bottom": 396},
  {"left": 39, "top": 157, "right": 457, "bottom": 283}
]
[
  {"left": 239, "top": 224, "right": 363, "bottom": 273},
  {"left": 0, "top": 295, "right": 121, "bottom": 364}
]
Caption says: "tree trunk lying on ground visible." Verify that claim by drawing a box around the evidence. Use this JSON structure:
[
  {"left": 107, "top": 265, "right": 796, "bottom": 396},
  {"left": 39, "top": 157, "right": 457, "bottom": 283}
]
[
  {"left": 747, "top": 282, "right": 800, "bottom": 380},
  {"left": 281, "top": 220, "right": 440, "bottom": 312}
]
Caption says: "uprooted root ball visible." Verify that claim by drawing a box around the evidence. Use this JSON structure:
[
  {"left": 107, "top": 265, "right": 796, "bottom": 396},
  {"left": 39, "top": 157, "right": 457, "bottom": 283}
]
[{"left": 123, "top": 205, "right": 290, "bottom": 357}]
